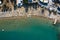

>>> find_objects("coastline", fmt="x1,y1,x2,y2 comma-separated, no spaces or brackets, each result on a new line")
0,7,60,23
0,15,53,21
0,15,54,31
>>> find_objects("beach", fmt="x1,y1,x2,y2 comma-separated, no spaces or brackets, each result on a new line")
0,7,60,24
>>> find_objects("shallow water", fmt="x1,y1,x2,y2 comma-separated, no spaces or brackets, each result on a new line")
0,17,59,40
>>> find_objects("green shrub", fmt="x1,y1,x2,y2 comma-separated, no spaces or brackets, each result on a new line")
23,0,28,3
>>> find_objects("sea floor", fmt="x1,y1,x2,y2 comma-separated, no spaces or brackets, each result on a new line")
0,16,59,40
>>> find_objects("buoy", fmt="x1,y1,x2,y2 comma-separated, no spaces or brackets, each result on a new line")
2,29,4,32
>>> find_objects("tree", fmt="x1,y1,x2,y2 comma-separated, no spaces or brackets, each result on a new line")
23,0,28,4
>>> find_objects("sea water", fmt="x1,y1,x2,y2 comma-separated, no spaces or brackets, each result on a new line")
0,17,59,40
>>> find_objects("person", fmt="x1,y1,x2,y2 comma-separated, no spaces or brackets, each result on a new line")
48,9,52,16
41,7,44,14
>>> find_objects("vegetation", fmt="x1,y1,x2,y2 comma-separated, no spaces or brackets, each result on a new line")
23,0,28,4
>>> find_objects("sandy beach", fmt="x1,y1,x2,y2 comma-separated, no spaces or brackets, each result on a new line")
0,7,60,24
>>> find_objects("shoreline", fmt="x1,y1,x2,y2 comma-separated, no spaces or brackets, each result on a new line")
0,13,55,21
0,7,60,24
0,15,54,22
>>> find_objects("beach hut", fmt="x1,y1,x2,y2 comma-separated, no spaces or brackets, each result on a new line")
16,0,23,8
38,0,49,8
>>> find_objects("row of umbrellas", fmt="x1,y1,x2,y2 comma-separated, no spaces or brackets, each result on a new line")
0,0,60,14
38,0,60,14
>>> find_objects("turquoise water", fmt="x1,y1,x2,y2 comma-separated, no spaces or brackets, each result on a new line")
0,17,58,40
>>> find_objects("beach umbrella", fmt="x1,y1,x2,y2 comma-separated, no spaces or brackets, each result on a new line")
16,0,23,8
38,0,49,8
57,6,60,14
